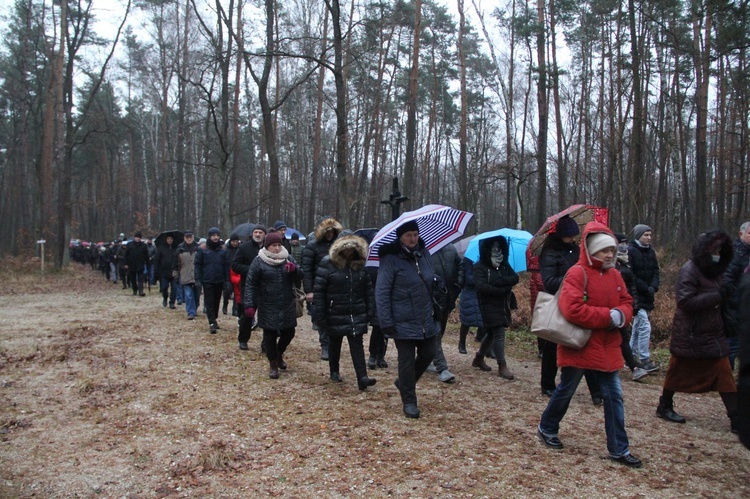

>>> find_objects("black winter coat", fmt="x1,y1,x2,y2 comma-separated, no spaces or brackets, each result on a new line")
721,239,750,337
313,235,374,336
375,238,441,340
474,236,519,328
539,235,578,294
194,240,230,284
431,244,465,313
670,230,733,359
154,244,177,276
243,250,303,331
125,241,150,272
302,217,343,293
628,241,660,311
736,271,750,449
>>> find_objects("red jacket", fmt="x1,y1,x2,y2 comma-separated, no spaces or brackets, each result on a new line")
557,222,633,372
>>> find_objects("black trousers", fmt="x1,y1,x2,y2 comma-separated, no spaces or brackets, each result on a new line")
238,304,253,343
202,282,223,325
328,334,367,380
262,328,295,361
368,325,387,358
394,337,437,405
129,270,144,294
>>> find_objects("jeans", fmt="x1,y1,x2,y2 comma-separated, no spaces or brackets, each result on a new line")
328,334,367,380
539,367,631,458
432,304,454,372
183,284,198,318
540,340,601,399
160,276,176,305
109,262,118,283
629,309,652,362
175,281,184,304
394,337,437,405
477,325,506,364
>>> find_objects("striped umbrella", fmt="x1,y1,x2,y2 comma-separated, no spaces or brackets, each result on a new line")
366,204,474,267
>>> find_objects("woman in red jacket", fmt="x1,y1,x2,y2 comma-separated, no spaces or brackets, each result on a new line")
537,222,642,468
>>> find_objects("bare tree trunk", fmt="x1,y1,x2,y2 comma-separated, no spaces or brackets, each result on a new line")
404,0,422,199
457,0,468,210
535,0,548,228
308,8,328,229
692,0,711,229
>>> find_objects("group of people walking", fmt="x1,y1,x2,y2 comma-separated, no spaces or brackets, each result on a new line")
82,214,750,464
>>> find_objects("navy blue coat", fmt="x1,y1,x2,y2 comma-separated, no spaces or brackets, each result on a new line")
628,241,660,312
375,238,441,340
459,257,483,327
194,241,230,284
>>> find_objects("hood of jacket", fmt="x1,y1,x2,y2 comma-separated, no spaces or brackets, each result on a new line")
478,236,509,266
329,235,368,270
692,229,733,279
314,217,343,242
578,221,616,268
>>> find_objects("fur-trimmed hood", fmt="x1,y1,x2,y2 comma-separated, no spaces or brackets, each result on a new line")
691,229,733,279
329,235,368,270
314,217,344,242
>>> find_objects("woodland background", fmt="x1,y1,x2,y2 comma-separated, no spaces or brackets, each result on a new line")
1,0,749,267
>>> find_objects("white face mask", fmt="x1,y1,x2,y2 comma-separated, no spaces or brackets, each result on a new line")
711,254,721,263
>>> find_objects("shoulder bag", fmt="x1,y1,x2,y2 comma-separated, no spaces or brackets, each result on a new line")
530,266,591,350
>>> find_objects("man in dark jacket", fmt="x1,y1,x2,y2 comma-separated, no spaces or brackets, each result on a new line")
195,227,230,334
428,243,464,383
125,231,150,297
737,270,750,450
302,216,343,360
154,235,178,308
722,221,750,368
231,224,266,349
628,224,660,372
223,233,242,316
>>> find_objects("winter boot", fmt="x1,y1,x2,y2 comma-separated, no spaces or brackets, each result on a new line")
269,360,280,379
656,396,686,423
277,353,287,370
498,362,515,380
472,353,492,372
458,326,468,354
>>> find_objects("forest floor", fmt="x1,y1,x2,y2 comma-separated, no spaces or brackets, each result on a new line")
1,260,748,498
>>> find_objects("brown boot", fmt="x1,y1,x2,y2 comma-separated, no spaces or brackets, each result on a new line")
269,360,280,379
498,362,515,380
472,353,492,372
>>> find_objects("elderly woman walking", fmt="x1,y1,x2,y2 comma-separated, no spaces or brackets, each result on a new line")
376,220,442,419
537,222,641,468
243,232,303,379
655,230,738,433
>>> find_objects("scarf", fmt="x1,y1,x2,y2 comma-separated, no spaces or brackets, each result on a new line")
258,246,289,266
491,242,504,268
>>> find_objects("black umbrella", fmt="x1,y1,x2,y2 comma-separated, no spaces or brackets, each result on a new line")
353,227,379,244
231,222,259,240
155,230,183,248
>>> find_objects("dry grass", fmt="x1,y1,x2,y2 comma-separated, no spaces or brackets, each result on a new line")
0,261,748,497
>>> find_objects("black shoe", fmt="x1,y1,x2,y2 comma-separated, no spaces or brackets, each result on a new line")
393,378,401,392
368,356,377,369
358,377,377,390
403,403,420,419
592,397,604,407
277,355,287,370
537,429,563,450
162,299,168,307
656,406,686,423
321,349,329,361
209,323,217,334
377,357,388,368
610,454,642,468
222,306,228,315
458,343,467,354
169,303,176,309
238,342,248,351
139,292,146,297
330,372,343,383
542,389,555,397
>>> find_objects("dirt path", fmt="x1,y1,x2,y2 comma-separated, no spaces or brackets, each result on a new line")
1,265,748,497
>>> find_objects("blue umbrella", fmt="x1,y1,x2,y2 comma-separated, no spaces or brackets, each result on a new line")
284,228,307,241
464,228,533,271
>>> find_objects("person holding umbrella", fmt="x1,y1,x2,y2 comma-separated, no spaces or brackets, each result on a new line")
376,220,442,419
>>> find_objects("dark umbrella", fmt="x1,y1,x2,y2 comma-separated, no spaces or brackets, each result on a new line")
231,222,259,240
526,205,610,257
155,230,184,249
353,227,379,245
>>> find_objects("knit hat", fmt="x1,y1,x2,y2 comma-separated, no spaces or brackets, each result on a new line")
134,231,143,238
253,223,267,234
291,233,299,241
396,220,419,238
632,224,652,241
184,230,194,237
273,220,287,230
614,232,628,244
264,232,284,247
229,232,241,242
208,227,220,236
587,233,617,256
554,215,580,237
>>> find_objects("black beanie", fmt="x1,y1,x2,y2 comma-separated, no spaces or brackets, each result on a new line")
134,231,143,238
554,216,579,237
396,220,419,238
208,227,220,236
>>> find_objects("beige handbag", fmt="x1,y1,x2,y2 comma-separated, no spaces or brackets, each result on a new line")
530,268,591,350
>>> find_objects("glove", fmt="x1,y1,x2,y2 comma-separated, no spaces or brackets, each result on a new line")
609,309,624,329
285,261,297,273
381,326,396,338
244,307,256,318
646,287,655,299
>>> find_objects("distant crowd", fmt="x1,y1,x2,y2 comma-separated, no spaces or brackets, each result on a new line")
70,216,750,465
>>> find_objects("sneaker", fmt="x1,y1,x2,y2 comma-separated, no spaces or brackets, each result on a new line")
610,454,642,468
641,360,659,373
238,342,248,350
537,428,563,450
438,370,456,383
426,362,438,373
632,367,648,381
